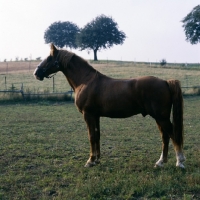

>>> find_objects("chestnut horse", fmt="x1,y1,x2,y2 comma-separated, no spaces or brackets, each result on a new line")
34,44,185,168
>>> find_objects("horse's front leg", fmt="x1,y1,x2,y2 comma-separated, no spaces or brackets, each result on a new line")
83,112,100,167
94,116,100,164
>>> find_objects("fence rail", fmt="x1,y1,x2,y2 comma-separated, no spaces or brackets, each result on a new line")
0,89,74,101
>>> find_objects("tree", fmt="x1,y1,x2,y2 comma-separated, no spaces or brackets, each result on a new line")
160,59,167,66
44,21,80,49
36,57,41,61
76,15,126,61
182,5,200,44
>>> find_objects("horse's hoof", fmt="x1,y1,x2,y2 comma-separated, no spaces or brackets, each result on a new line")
176,162,185,169
154,164,164,168
84,161,96,168
154,161,164,168
176,154,186,168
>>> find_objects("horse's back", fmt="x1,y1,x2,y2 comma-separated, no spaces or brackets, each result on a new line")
135,76,169,96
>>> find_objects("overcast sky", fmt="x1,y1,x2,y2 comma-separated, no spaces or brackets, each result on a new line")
0,0,200,63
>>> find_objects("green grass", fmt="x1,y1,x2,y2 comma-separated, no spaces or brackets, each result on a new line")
0,96,200,199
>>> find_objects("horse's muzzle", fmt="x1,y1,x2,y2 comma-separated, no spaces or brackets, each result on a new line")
33,67,44,81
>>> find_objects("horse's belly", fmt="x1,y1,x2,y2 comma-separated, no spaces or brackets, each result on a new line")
100,107,141,118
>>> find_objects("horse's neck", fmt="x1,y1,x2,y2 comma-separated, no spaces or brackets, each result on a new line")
62,56,96,91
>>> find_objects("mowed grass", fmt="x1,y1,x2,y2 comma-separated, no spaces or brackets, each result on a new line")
0,96,200,199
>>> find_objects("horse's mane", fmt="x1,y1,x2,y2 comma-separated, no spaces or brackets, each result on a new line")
58,50,74,68
59,49,96,73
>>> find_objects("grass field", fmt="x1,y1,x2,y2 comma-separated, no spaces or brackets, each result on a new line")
0,96,200,199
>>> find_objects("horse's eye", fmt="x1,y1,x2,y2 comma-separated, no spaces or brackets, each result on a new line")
47,56,52,62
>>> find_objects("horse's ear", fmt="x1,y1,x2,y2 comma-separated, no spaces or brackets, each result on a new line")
50,43,58,56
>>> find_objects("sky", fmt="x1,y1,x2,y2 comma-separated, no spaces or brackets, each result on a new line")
0,0,200,63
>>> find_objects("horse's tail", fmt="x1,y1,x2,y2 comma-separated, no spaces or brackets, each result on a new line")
167,80,184,148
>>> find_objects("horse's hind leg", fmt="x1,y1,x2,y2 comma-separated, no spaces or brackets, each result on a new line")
155,119,185,168
171,137,186,168
155,120,171,167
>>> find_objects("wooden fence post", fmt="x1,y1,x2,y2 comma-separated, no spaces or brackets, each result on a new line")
6,62,8,74
53,76,55,92
29,61,31,72
5,76,7,90
20,83,25,100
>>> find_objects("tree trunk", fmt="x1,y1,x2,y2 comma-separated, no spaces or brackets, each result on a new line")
93,49,98,61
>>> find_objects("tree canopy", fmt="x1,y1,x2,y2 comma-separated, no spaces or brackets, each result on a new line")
44,21,80,49
76,15,126,60
182,5,200,44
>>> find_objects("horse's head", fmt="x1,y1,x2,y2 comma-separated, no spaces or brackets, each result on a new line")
34,44,60,81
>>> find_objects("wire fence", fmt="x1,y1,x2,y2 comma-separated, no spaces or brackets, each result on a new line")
1,60,200,100
0,86,74,101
